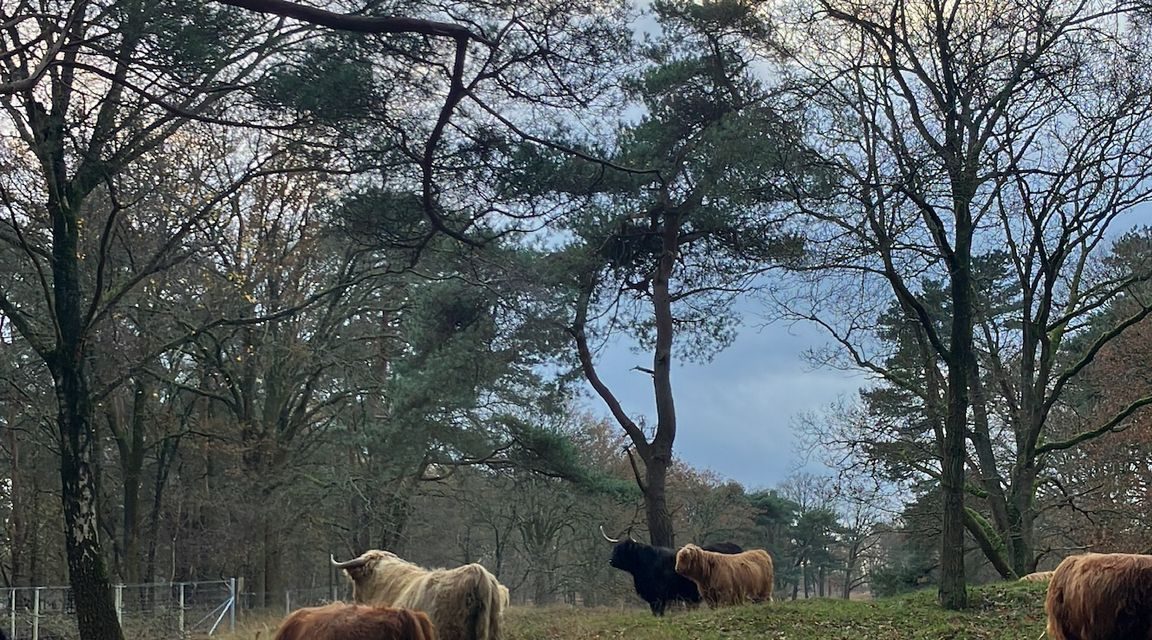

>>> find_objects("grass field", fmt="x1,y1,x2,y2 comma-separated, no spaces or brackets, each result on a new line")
506,582,1050,640
216,581,1050,640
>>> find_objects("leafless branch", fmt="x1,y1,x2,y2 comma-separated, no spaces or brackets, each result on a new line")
215,0,488,43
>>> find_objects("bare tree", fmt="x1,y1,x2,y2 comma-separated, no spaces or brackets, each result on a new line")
781,0,1152,608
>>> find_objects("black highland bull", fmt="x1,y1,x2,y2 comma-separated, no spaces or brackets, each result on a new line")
600,526,743,616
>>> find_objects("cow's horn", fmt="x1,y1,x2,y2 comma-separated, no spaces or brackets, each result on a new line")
599,525,620,544
330,554,369,569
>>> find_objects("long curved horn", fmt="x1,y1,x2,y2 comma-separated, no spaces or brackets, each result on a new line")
330,554,370,570
599,525,620,544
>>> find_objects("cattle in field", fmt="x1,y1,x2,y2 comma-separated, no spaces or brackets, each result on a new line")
1019,570,1054,582
332,550,505,640
1044,552,1152,640
272,602,436,640
674,543,774,607
599,525,743,616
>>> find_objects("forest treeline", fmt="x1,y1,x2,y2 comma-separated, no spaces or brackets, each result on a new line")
1,0,1152,637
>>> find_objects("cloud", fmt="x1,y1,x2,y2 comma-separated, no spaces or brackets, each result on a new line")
577,319,868,489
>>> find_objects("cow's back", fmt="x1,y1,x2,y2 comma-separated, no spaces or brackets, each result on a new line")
406,563,500,640
272,611,305,640
1046,553,1152,640
273,602,438,640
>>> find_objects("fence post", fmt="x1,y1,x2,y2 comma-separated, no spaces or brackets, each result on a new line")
229,577,237,632
115,584,123,624
9,588,15,640
178,583,185,637
31,588,39,640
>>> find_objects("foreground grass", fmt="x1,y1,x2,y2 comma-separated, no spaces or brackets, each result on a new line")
210,582,1048,640
206,613,283,640
505,582,1049,640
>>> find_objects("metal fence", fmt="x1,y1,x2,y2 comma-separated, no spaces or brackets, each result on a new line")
232,585,343,617
0,579,237,640
279,586,341,616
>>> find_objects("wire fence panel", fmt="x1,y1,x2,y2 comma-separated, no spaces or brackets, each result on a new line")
3,587,77,640
282,586,342,614
0,580,236,640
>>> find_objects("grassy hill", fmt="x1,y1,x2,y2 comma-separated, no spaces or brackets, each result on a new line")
213,581,1049,640
504,582,1050,640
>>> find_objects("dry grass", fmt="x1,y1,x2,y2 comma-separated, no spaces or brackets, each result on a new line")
199,582,1050,640
201,611,286,640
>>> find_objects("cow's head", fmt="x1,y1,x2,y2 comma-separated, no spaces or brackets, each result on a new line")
675,544,709,578
331,550,406,603
331,550,393,577
601,525,649,571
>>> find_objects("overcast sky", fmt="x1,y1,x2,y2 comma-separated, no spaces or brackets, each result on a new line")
575,305,867,491
573,215,1149,491
572,2,1152,495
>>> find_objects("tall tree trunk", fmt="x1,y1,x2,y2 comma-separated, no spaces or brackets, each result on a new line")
966,366,1016,577
1008,467,1038,574
645,209,680,549
108,380,148,584
30,471,43,586
382,465,425,549
54,363,126,640
262,518,282,608
939,201,974,611
145,436,179,585
531,555,552,605
46,151,126,637
642,452,674,547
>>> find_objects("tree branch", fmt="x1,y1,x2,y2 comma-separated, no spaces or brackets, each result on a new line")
0,290,49,358
0,2,85,96
1044,299,1152,417
625,445,647,494
418,35,485,247
1037,393,1152,455
568,273,650,451
214,0,489,43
